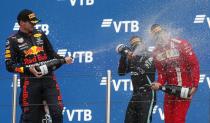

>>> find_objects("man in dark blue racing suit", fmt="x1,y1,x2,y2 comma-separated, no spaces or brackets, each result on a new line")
5,9,72,123
118,36,156,123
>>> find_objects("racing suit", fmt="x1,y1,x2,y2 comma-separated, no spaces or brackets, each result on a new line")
152,38,200,123
5,29,64,123
118,50,156,123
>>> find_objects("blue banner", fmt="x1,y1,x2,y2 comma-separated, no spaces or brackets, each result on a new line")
0,0,209,122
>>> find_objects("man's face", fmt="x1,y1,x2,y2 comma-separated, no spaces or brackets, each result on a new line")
130,37,147,55
20,20,35,33
151,29,170,46
130,37,146,56
130,37,141,48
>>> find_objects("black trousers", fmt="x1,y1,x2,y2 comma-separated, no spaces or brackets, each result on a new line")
124,88,156,123
19,75,63,123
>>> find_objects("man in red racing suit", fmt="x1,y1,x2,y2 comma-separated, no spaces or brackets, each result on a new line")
150,24,200,123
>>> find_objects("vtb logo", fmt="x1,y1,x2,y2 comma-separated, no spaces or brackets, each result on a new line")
57,49,93,63
69,0,94,6
199,74,210,89
101,19,140,33
152,105,165,120
13,22,50,35
24,46,44,57
63,107,92,122
193,15,210,28
100,74,208,91
100,77,133,91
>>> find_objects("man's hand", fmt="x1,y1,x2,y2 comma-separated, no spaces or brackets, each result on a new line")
189,87,197,99
65,57,73,64
29,66,43,78
127,52,133,60
151,82,162,90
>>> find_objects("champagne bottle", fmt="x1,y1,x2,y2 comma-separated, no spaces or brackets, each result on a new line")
35,58,66,75
116,44,131,56
159,85,192,99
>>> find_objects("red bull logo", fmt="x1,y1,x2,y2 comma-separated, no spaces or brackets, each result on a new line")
24,46,44,57
24,57,37,65
23,79,29,107
24,54,48,65
15,67,24,73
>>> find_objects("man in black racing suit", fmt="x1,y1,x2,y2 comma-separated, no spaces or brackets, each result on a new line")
5,9,72,123
118,36,156,123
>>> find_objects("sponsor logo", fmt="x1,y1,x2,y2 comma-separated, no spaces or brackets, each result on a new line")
156,49,180,61
23,46,47,64
69,0,94,6
11,74,209,88
199,74,206,83
15,67,24,73
194,15,206,23
63,107,92,122
18,43,28,49
13,22,50,35
17,38,24,43
24,46,44,57
101,19,113,27
5,47,11,58
57,49,93,63
57,0,94,6
100,77,133,91
100,74,210,92
22,79,29,106
23,54,48,65
199,74,210,89
194,14,210,28
34,33,42,38
153,105,164,120
28,13,36,19
148,46,155,52
101,19,140,33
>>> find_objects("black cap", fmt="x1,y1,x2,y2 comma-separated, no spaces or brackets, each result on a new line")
17,9,40,24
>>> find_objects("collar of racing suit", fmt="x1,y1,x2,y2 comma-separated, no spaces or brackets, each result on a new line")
18,30,34,37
